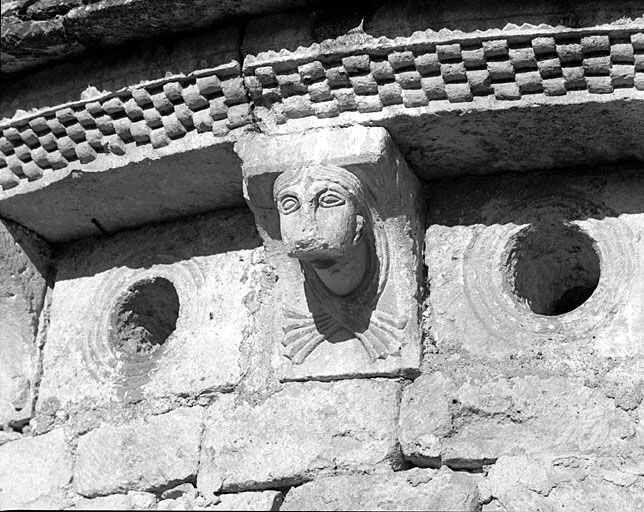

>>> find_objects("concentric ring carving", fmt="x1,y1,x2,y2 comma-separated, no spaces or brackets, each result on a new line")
462,193,636,342
83,253,206,384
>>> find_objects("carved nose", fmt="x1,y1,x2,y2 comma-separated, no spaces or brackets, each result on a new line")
294,207,317,239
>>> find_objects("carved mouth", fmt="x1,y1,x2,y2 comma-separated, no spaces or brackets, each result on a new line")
288,246,343,262
286,239,345,261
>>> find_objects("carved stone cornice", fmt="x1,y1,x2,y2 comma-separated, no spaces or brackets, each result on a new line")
3,24,643,194
1,16,643,243
244,26,644,125
0,62,250,191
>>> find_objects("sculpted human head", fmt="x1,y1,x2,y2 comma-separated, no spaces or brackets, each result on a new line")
273,165,366,266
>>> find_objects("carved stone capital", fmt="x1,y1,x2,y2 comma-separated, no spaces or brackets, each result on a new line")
240,126,424,381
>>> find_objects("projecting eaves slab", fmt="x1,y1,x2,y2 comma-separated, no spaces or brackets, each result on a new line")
0,134,245,243
0,42,250,244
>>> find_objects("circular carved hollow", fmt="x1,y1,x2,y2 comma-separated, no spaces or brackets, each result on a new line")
109,277,180,360
506,222,600,316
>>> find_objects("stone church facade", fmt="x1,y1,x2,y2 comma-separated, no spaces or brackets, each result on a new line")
1,0,643,509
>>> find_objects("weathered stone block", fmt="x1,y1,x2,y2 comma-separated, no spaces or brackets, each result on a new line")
74,406,203,497
0,219,52,427
0,428,72,509
281,467,481,511
478,455,554,509
240,127,424,381
0,431,21,446
398,372,456,467
215,491,283,511
155,490,282,511
479,455,644,512
198,379,402,492
400,374,637,469
70,491,157,510
425,169,644,362
37,212,261,417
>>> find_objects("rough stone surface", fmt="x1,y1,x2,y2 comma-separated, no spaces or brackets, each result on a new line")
37,211,262,425
157,491,283,511
0,218,52,427
198,379,402,492
400,373,638,469
479,455,644,511
242,1,643,56
215,491,283,511
0,429,22,446
69,491,157,510
74,406,203,497
0,428,72,509
398,372,455,467
281,467,481,511
1,1,643,509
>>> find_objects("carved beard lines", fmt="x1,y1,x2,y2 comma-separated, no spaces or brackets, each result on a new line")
282,309,341,364
281,305,407,364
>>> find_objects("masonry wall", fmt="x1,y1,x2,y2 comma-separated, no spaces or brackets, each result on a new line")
1,164,643,510
1,1,644,510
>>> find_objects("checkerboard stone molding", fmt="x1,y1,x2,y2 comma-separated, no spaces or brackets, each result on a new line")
243,29,644,122
1,26,643,193
0,63,250,192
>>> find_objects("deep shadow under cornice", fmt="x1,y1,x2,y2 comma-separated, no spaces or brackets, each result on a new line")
425,162,644,228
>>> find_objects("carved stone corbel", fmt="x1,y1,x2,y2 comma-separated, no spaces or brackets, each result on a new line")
239,126,424,381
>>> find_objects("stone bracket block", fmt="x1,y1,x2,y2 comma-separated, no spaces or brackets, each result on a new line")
239,126,424,381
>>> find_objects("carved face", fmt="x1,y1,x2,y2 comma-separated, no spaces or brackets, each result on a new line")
274,167,365,264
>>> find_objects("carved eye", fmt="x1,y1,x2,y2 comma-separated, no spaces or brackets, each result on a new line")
279,195,300,214
319,191,346,208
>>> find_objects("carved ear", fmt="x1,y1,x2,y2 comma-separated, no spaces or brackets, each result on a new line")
353,214,365,244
